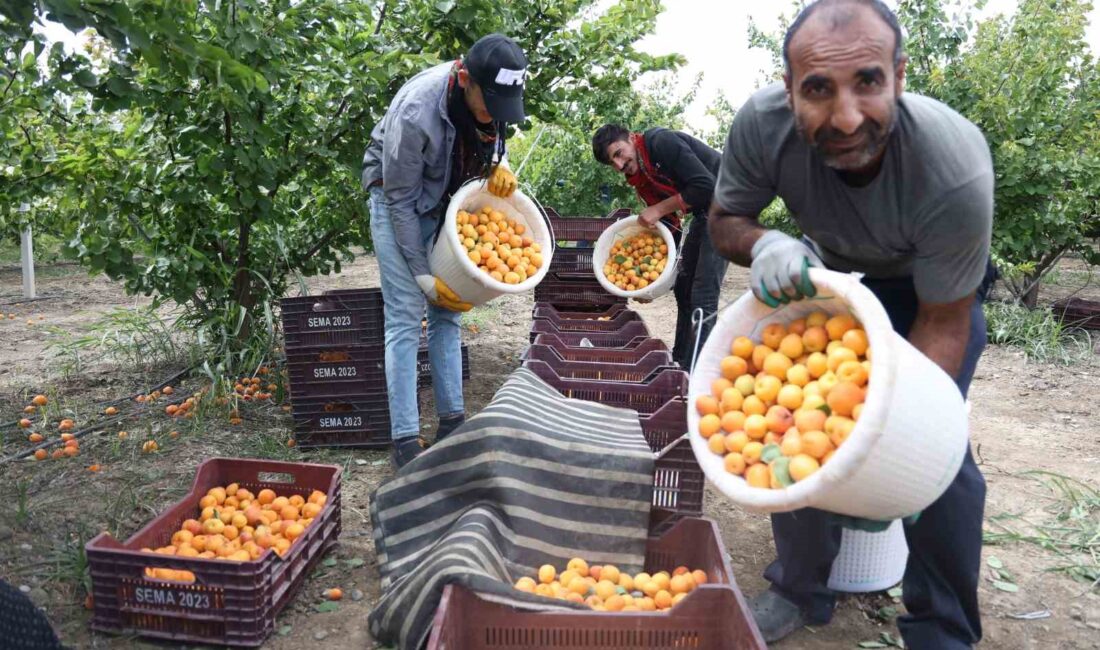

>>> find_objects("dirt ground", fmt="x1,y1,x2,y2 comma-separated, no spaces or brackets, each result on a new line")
0,251,1097,650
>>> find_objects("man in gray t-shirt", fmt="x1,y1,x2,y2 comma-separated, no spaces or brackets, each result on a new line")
709,1,993,648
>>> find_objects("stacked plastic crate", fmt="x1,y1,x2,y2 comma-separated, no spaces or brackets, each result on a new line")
533,207,629,309
425,211,764,650
280,288,469,448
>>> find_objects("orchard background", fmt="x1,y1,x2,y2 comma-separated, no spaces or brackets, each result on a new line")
1,1,1097,648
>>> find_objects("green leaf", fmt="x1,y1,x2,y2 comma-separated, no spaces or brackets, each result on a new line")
886,586,903,598
760,443,782,464
277,625,292,636
614,255,627,265
986,556,1004,569
322,557,338,568
816,403,832,415
315,601,340,613
344,558,365,568
992,580,1019,593
771,457,793,487
858,642,888,649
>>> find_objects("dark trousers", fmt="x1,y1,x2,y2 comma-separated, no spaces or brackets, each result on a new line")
671,215,728,371
765,274,990,649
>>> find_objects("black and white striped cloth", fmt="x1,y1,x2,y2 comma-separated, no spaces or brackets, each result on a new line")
368,367,656,649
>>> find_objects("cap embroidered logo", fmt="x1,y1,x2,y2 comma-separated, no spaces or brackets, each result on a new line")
494,68,526,86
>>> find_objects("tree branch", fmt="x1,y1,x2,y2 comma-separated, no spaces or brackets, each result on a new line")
374,1,389,35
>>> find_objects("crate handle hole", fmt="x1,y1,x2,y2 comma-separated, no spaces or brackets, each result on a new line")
258,471,295,484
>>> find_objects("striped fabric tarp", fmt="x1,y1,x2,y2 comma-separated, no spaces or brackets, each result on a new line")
368,367,656,649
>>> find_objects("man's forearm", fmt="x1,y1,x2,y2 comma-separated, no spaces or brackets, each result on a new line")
908,297,973,380
707,207,768,266
652,194,685,217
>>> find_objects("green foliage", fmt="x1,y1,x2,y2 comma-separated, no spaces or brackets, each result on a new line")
898,0,1100,305
508,74,694,216
1,0,677,368
983,300,1093,364
0,14,82,243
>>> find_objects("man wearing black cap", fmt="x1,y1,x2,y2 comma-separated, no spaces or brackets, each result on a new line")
362,34,528,468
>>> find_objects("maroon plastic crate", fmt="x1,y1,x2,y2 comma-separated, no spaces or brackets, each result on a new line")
532,306,642,332
522,352,675,384
644,400,703,535
289,394,392,448
417,344,472,390
529,318,649,344
533,278,625,308
320,288,383,302
530,330,652,350
547,216,616,243
547,247,596,280
530,337,670,363
86,458,342,648
532,303,628,320
280,293,384,349
538,369,688,416
286,346,387,397
285,344,469,398
427,517,765,650
1052,297,1100,330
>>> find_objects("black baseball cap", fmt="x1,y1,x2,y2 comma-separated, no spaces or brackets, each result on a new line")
465,34,528,124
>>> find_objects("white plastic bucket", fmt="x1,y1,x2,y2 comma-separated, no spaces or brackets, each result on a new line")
687,268,969,519
828,520,909,593
429,180,554,307
593,216,677,301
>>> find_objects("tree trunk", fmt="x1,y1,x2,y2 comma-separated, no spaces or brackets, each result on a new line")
233,219,255,341
1022,273,1040,309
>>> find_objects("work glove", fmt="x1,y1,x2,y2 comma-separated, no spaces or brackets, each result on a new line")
415,275,473,312
750,230,824,307
487,164,517,197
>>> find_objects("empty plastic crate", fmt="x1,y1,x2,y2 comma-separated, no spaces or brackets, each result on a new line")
529,319,650,344
86,458,342,647
532,306,641,332
533,278,625,309
537,369,688,416
529,337,671,363
531,330,652,350
522,353,675,385
426,517,765,650
531,303,628,320
546,216,616,243
643,400,704,535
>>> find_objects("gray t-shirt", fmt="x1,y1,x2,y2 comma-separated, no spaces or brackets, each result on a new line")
714,83,993,304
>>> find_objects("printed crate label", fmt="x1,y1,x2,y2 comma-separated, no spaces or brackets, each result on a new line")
298,311,360,331
120,580,224,612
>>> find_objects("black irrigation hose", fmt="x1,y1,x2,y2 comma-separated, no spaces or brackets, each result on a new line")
0,366,197,465
0,366,194,431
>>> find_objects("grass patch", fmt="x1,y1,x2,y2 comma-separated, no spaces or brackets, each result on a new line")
984,471,1099,591
463,301,502,332
0,232,68,266
984,300,1094,364
46,306,195,376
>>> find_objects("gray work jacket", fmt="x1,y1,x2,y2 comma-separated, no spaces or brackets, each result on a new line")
362,62,457,277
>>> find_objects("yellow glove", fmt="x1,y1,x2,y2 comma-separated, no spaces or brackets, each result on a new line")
488,164,517,197
416,275,473,312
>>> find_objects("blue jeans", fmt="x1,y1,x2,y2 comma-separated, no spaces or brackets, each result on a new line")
369,187,465,440
766,271,992,649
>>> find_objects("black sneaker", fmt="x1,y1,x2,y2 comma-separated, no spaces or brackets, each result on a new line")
391,436,428,470
748,589,810,643
434,414,466,445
